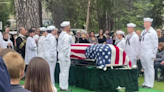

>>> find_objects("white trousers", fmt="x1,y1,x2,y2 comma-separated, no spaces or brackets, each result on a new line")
47,59,57,85
140,53,154,87
128,56,137,66
59,53,71,89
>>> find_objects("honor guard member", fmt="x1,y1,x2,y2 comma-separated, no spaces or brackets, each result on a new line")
16,27,27,58
58,21,72,91
38,27,47,58
0,31,5,48
44,25,57,86
140,17,158,88
115,30,126,50
124,23,140,66
25,28,37,67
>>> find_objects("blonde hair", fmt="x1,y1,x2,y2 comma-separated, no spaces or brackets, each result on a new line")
159,42,164,50
3,52,25,79
157,29,162,38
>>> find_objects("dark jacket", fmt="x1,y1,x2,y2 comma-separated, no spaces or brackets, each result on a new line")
16,36,26,58
0,57,11,92
155,49,164,62
79,38,89,43
97,36,106,43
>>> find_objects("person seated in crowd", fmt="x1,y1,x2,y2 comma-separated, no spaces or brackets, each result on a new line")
88,31,98,44
115,30,125,50
75,30,81,43
85,33,89,40
24,57,57,92
157,29,164,42
154,42,164,80
104,29,109,38
0,48,15,58
3,52,31,92
136,30,141,37
79,32,89,43
2,32,14,49
25,29,37,75
97,29,106,44
106,33,113,44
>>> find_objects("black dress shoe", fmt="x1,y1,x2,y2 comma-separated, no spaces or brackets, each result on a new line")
60,88,72,91
139,85,146,88
144,86,151,89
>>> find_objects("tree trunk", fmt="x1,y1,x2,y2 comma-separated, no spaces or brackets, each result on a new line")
38,1,42,27
14,0,40,30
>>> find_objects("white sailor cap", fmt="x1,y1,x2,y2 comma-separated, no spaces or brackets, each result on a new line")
60,21,70,27
47,25,56,30
127,23,136,27
143,17,153,22
39,27,47,31
116,30,124,35
76,30,80,33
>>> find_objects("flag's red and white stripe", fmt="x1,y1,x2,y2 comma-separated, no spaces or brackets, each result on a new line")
70,43,132,67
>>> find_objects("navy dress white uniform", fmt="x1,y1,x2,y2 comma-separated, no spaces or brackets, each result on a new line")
140,18,158,88
0,32,5,48
44,26,57,85
124,23,140,66
115,31,126,50
25,36,37,65
38,27,47,59
58,21,71,90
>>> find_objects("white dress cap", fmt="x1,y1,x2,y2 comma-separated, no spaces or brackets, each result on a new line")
47,25,56,30
127,23,136,27
60,21,70,27
143,17,153,22
116,30,124,35
39,27,47,31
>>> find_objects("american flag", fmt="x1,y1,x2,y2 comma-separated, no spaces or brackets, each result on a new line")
71,43,132,69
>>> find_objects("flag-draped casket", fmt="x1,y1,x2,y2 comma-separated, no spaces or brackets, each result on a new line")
70,44,132,69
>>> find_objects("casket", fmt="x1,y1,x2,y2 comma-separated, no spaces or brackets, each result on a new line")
71,43,132,70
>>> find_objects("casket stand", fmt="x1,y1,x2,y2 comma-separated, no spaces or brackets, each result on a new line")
55,62,139,92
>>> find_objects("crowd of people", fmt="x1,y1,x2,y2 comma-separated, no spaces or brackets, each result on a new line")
0,17,164,92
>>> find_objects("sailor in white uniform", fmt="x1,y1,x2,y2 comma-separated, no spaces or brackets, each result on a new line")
58,21,72,91
140,17,158,88
37,27,47,59
44,26,57,86
0,31,4,48
124,23,140,66
115,30,126,50
25,29,37,65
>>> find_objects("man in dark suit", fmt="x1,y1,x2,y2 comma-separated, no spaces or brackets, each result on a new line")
16,27,27,58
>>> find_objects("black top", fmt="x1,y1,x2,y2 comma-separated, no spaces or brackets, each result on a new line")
159,36,164,42
16,37,26,58
11,84,31,92
97,36,106,43
75,37,81,43
79,38,89,43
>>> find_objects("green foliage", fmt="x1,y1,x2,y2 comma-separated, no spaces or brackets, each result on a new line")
44,0,164,33
0,0,11,31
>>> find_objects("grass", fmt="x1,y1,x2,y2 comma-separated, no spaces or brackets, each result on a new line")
20,76,164,92
138,76,164,91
